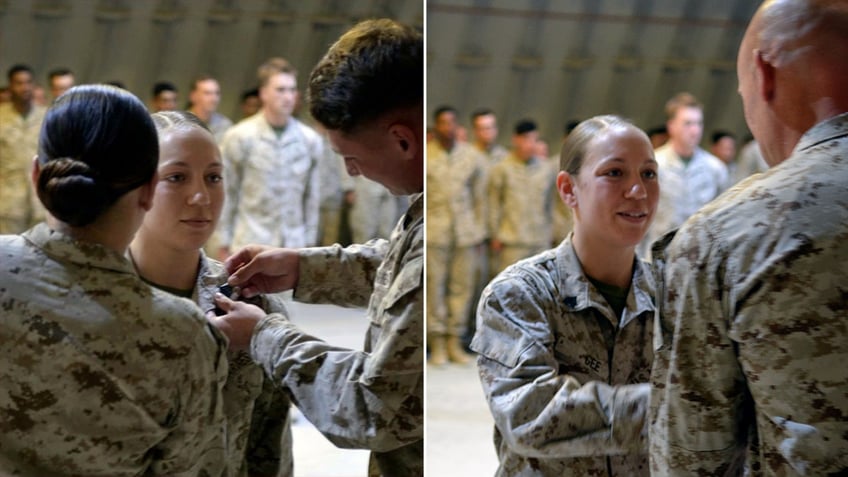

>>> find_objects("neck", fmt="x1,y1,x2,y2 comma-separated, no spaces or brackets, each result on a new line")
672,142,695,158
45,192,143,254
47,217,133,255
474,140,490,153
189,106,212,123
13,99,31,116
264,109,290,128
571,229,635,289
437,136,454,151
129,233,200,291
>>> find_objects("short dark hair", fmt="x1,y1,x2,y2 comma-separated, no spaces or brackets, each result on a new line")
433,105,456,121
565,119,581,135
48,67,73,82
36,85,159,226
514,119,538,135
152,81,177,98
241,88,259,102
308,18,422,133
711,130,736,144
647,125,667,137
7,64,34,82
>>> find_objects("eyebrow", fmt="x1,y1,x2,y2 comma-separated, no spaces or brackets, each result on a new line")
160,160,223,168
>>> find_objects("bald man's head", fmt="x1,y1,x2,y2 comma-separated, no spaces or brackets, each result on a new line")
737,0,848,166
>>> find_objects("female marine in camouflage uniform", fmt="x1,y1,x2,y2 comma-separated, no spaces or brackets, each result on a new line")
0,85,229,475
129,110,293,477
472,115,659,476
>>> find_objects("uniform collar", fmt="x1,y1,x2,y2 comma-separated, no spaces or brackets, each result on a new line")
794,112,848,154
403,193,424,229
554,234,655,327
23,223,135,275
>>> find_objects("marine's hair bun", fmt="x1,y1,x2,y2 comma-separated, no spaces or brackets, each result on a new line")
37,157,112,227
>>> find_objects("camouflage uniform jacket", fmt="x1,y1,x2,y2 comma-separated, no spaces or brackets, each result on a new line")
207,111,234,144
218,113,323,249
426,140,488,247
0,223,229,476
650,112,848,476
487,154,556,248
193,253,294,477
471,236,655,476
639,144,727,258
250,193,424,477
0,103,46,233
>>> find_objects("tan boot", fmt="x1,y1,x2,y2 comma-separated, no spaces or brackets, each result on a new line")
446,335,471,364
429,335,447,366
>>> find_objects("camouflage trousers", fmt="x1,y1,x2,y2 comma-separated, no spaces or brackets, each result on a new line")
426,241,476,337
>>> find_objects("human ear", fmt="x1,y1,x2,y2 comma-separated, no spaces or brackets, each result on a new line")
389,124,417,161
139,173,157,211
754,49,776,102
557,171,578,208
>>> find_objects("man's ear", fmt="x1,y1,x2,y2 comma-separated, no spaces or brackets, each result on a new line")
557,170,578,208
139,172,157,211
754,49,776,103
389,124,417,160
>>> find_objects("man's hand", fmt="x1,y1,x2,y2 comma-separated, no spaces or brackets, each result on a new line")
206,293,267,351
224,245,300,298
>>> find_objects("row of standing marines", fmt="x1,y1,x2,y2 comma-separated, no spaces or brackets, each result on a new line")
1,0,847,475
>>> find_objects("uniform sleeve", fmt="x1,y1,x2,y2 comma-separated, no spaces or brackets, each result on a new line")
474,278,649,459
293,240,388,308
249,255,423,452
217,129,245,248
487,164,504,241
243,293,294,476
304,132,323,247
150,319,229,476
649,226,748,475
472,154,489,241
651,225,848,475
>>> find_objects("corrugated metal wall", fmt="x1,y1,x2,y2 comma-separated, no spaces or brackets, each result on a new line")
0,0,423,119
427,0,760,148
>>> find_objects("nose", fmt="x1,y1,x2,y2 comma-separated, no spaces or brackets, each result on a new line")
188,181,211,206
625,179,647,200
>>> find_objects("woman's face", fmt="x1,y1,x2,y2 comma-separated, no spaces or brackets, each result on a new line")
561,126,659,249
140,127,224,251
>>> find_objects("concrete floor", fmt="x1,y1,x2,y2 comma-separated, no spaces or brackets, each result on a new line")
425,360,499,476
286,301,370,477
282,303,501,476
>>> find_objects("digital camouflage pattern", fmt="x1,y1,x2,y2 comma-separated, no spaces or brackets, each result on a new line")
650,113,848,476
426,140,488,248
487,154,557,275
0,103,46,234
218,114,323,250
195,253,293,477
426,139,488,337
487,154,557,250
472,236,655,476
250,193,424,477
0,223,229,476
638,144,727,259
